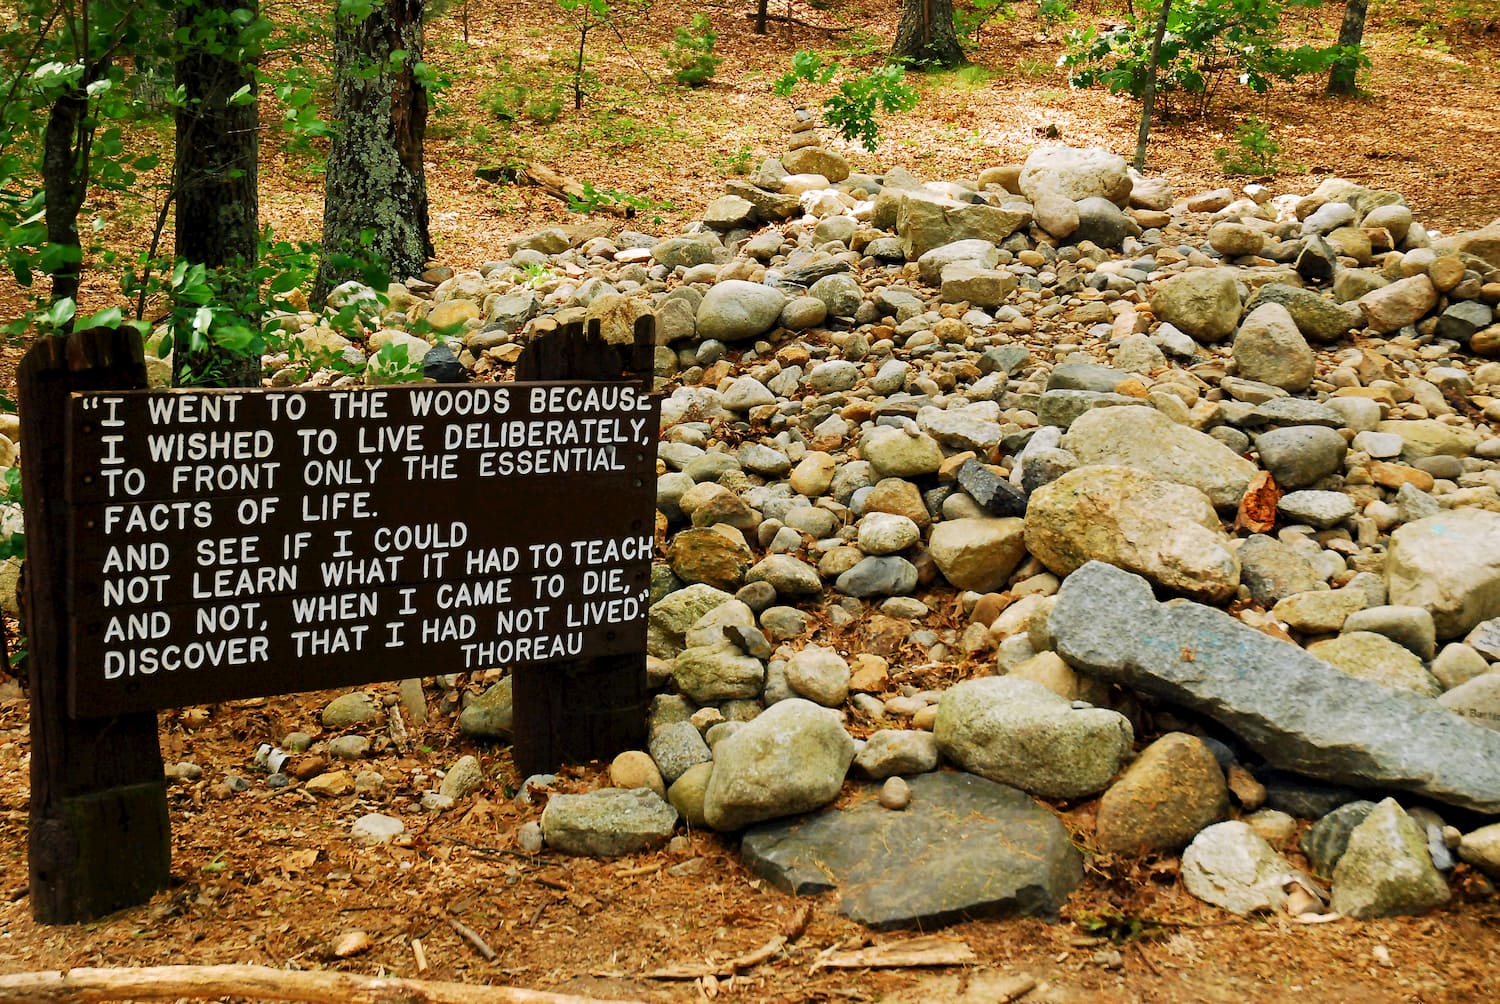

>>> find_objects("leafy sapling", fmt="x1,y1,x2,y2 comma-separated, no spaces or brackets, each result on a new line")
773,51,918,150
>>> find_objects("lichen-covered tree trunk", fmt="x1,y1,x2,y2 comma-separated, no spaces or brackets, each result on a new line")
174,0,261,387
891,0,965,70
1327,0,1368,96
318,0,432,298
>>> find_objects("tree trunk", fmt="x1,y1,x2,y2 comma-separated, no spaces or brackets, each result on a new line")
1133,0,1172,171
318,0,432,298
174,0,261,387
40,70,99,310
891,0,965,69
1327,0,1368,96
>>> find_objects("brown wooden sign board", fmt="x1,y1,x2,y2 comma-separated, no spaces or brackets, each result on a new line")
63,381,659,717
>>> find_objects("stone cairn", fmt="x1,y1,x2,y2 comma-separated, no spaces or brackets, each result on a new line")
13,141,1500,929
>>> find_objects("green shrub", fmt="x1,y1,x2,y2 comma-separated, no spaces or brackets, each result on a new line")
482,59,567,124
1037,0,1076,32
1213,115,1300,176
663,14,722,87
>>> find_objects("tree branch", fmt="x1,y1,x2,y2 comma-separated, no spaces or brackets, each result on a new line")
0,965,645,1004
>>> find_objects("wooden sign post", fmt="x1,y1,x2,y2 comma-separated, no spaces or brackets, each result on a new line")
511,316,657,777
20,318,658,923
19,329,171,924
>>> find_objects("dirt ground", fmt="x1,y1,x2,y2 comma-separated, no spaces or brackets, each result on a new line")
4,2,1500,1001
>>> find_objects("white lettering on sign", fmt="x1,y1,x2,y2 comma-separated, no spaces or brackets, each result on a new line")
66,383,658,714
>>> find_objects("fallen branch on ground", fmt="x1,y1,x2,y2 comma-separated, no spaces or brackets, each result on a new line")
809,936,977,971
742,13,850,32
0,965,645,1004
644,903,812,979
519,162,631,217
447,915,499,962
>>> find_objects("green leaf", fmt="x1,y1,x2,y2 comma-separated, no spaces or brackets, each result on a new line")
269,271,300,293
43,298,76,328
80,306,123,329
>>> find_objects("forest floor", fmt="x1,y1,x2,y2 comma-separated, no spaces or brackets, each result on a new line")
4,1,1500,1001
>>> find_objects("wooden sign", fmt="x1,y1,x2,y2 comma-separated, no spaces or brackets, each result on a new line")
64,382,659,716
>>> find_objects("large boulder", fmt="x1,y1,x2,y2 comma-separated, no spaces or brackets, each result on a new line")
1095,733,1231,855
939,263,1018,308
896,191,1032,259
916,238,1001,283
1018,146,1131,206
859,426,944,478
780,146,850,183
934,677,1133,800
1024,465,1241,604
1061,406,1259,510
1375,419,1481,462
703,699,855,830
695,280,788,342
1071,196,1140,247
540,788,679,857
1050,561,1500,814
1181,821,1308,915
741,772,1083,929
1245,283,1362,343
1387,510,1500,639
1307,632,1441,697
928,517,1028,593
1330,799,1451,918
1357,275,1438,334
671,642,766,703
1149,269,1242,343
1232,303,1315,392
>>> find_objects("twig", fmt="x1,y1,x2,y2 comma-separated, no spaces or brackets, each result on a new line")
741,12,851,32
0,965,643,1003
644,904,814,980
412,938,429,973
1133,942,1163,977
448,837,559,867
447,916,499,963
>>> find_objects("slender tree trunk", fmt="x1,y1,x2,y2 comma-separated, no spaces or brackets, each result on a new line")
756,0,767,34
891,0,965,69
174,0,261,387
40,66,102,311
1327,0,1368,96
1133,0,1172,171
318,0,433,298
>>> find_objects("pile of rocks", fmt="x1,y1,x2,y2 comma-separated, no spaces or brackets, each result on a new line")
36,140,1500,929
342,142,1500,926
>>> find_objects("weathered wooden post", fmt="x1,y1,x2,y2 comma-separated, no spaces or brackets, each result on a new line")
510,315,655,777
18,328,171,923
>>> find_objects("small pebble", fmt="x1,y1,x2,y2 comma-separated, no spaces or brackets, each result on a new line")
879,776,912,810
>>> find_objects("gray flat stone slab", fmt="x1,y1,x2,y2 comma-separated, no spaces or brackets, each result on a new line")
1050,561,1500,814
740,771,1082,930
